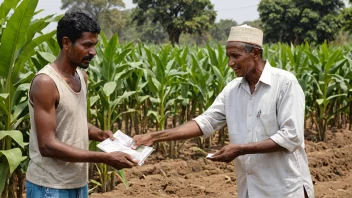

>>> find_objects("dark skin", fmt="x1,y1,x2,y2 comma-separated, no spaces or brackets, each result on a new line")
30,32,138,169
133,41,285,163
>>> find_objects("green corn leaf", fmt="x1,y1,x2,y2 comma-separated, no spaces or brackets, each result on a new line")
113,91,136,106
37,51,56,63
329,59,347,74
103,81,117,97
0,0,38,79
10,102,28,124
102,34,118,81
147,110,160,121
0,163,9,195
0,0,21,20
326,94,347,101
12,114,30,130
0,130,26,149
0,148,26,174
14,30,56,78
89,179,101,186
89,95,99,107
99,31,108,47
115,170,129,189
111,109,137,125
137,95,149,103
304,50,320,65
325,49,341,72
316,99,324,105
212,66,224,84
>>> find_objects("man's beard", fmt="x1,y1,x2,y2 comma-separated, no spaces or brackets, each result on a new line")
79,55,94,69
79,63,89,69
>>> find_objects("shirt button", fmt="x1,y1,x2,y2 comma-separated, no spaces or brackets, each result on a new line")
250,97,253,100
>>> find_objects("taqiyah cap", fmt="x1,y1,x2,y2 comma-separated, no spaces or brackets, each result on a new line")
227,24,263,47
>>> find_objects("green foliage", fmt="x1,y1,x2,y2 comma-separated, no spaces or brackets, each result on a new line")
242,19,262,29
265,42,351,141
0,0,58,197
118,10,168,44
88,34,137,193
61,0,126,37
209,19,237,42
258,0,345,45
341,6,352,34
132,0,217,45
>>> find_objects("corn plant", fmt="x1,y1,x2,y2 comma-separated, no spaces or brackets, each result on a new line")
304,42,348,141
88,34,137,192
0,0,57,197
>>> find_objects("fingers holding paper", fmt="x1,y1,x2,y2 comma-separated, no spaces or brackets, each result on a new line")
106,151,139,169
132,133,154,148
100,130,115,141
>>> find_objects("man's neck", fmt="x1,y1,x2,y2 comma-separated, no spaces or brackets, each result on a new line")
52,52,77,77
246,60,265,93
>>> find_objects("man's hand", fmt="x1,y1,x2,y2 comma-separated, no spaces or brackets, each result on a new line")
132,134,153,148
96,130,114,142
105,152,138,169
209,144,243,163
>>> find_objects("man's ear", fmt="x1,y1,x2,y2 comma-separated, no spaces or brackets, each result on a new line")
253,48,261,59
62,36,71,50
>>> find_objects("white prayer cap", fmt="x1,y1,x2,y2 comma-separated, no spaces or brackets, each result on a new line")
227,24,263,47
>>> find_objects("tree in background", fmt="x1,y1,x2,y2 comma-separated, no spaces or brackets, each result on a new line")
258,0,345,45
341,0,352,34
116,9,168,44
132,0,216,46
61,0,126,37
242,19,262,30
209,19,237,42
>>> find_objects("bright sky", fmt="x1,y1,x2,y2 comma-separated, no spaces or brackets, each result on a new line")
28,0,260,31
33,0,260,22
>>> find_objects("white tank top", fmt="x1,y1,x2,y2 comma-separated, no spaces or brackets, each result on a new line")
27,65,89,189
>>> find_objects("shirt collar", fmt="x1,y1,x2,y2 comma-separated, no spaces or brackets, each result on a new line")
239,60,272,87
258,61,272,86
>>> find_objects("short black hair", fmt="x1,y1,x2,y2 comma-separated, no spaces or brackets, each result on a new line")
56,11,101,49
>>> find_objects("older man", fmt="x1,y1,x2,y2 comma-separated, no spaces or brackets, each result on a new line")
133,25,314,198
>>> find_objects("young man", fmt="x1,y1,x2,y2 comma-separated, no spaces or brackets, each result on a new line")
26,11,137,198
133,25,314,198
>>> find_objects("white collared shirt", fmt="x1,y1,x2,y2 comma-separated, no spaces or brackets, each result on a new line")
194,61,314,198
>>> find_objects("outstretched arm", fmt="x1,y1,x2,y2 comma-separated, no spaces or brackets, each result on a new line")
133,121,203,147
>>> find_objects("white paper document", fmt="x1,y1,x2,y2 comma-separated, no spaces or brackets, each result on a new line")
206,153,215,159
97,130,154,166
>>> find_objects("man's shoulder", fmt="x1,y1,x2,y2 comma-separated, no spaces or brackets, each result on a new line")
270,66,298,83
31,65,57,95
225,77,243,89
36,64,52,74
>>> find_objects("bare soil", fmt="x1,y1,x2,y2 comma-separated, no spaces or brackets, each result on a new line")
90,129,352,198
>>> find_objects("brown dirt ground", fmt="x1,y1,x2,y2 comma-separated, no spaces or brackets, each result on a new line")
90,129,352,198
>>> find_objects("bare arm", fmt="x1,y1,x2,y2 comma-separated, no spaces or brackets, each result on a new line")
210,139,285,163
31,74,136,168
88,123,114,142
133,120,203,147
240,138,286,154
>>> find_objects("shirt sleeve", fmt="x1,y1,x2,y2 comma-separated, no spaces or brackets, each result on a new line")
193,87,227,138
270,77,305,153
